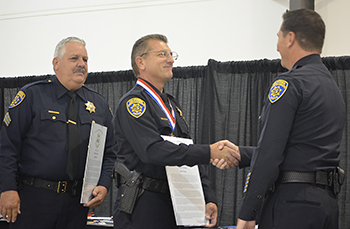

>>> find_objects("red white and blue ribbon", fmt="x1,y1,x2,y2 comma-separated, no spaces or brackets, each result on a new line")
136,78,176,132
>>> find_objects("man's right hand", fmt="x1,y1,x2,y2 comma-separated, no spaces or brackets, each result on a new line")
0,190,21,223
210,140,240,168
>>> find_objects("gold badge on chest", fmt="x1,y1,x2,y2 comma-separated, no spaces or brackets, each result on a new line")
85,101,96,113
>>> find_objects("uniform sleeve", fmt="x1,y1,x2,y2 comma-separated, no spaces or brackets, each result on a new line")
238,78,301,221
0,88,33,192
198,165,217,204
238,146,254,168
115,95,210,167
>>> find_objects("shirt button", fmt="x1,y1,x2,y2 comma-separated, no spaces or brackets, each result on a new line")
52,116,56,120
257,195,262,199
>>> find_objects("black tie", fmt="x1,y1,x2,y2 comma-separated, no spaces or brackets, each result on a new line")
160,93,177,135
160,93,172,113
66,91,79,180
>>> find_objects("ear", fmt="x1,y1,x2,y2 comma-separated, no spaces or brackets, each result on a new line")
135,56,145,71
52,57,59,72
286,31,296,48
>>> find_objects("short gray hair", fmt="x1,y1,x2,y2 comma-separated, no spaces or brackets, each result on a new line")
54,37,86,59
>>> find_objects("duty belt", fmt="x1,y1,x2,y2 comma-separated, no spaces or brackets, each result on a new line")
142,176,168,194
279,170,331,186
20,176,82,196
119,175,168,194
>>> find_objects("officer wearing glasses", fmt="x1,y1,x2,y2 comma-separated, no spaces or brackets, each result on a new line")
112,34,240,228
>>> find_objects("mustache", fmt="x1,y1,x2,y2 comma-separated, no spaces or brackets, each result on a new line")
73,68,86,74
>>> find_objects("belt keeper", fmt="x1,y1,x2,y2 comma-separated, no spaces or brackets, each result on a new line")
27,177,35,186
57,181,68,194
327,171,333,186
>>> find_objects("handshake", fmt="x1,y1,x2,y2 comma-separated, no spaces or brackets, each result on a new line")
210,140,240,169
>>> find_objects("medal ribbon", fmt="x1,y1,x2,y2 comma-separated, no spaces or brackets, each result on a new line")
136,78,176,132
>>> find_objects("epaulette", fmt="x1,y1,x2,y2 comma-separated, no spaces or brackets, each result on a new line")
115,85,140,109
9,78,53,109
82,84,108,102
82,84,98,94
21,78,53,90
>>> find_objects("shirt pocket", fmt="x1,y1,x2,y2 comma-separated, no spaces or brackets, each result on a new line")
154,116,173,135
40,110,67,141
79,114,104,144
176,117,190,136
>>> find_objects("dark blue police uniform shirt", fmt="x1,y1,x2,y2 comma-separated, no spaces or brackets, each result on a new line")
238,54,346,220
113,78,216,203
0,76,116,192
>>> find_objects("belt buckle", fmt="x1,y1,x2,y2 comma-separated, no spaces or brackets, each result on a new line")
57,181,68,194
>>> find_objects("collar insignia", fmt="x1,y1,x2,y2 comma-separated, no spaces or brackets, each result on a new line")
85,101,96,113
176,106,188,126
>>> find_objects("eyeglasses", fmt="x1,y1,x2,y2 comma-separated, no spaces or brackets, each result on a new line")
140,50,179,60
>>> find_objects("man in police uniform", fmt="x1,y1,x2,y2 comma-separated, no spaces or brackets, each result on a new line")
214,9,345,229
112,34,240,228
0,37,116,228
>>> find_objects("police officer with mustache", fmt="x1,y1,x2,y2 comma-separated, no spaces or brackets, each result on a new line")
0,37,116,229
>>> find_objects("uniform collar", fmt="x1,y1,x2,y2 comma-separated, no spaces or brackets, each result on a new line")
52,76,86,101
137,78,174,102
291,54,322,70
138,78,162,96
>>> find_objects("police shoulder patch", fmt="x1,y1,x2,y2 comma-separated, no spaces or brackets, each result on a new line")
268,79,289,103
126,97,146,118
9,91,26,108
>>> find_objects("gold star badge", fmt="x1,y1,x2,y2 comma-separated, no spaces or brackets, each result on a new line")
85,101,96,113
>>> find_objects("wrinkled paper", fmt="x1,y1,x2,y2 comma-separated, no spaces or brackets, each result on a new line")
162,135,208,226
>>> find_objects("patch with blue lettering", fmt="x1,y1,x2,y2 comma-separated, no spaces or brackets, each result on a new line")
126,98,146,118
268,79,288,103
9,91,26,108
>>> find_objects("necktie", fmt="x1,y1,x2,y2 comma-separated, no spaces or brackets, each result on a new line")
160,93,172,113
66,91,79,180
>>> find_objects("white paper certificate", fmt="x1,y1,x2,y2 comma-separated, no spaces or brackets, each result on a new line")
162,135,208,226
80,122,107,204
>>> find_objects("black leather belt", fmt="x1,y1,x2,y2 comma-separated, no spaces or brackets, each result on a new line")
21,176,82,196
142,176,168,194
279,170,331,186
119,175,168,194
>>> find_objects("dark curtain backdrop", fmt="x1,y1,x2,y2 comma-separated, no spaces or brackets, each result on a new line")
1,57,349,228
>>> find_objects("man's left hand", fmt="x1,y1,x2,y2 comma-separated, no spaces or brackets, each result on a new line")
236,218,256,229
84,186,108,209
205,202,218,227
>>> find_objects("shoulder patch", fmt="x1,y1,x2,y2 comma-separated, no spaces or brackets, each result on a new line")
268,79,288,103
126,98,146,118
9,91,26,108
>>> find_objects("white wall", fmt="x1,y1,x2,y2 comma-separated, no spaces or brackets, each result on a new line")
0,0,349,77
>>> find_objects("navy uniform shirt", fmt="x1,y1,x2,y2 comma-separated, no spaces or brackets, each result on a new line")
238,54,345,220
113,78,216,203
0,76,116,192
